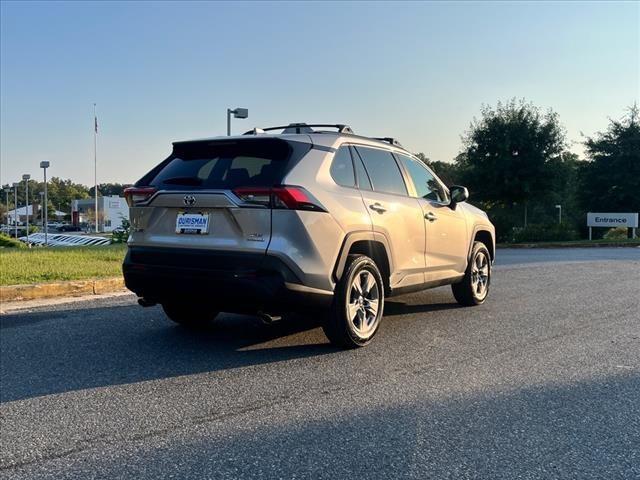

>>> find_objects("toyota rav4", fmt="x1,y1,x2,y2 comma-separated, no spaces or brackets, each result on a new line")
123,123,495,348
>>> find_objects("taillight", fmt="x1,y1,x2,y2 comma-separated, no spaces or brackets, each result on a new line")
232,186,326,212
124,186,157,207
272,186,325,211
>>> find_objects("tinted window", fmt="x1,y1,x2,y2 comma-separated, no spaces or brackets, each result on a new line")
355,147,407,195
330,147,355,187
352,146,372,190
398,154,448,202
141,138,307,189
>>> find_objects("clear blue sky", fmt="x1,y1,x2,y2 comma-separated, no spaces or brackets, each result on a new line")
1,1,638,186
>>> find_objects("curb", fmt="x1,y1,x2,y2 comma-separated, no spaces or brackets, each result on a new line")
497,242,640,249
0,277,127,303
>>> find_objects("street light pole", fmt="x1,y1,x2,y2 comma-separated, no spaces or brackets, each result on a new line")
22,174,31,244
13,182,19,238
93,103,99,233
39,192,44,227
40,161,50,245
226,107,249,136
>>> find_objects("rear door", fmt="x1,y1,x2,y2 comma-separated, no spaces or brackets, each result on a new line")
353,146,426,289
127,138,309,254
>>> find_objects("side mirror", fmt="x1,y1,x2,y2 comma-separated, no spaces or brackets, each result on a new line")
449,185,469,206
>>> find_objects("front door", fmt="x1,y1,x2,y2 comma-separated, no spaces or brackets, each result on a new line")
395,153,468,281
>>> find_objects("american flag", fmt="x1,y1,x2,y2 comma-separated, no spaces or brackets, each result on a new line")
94,115,98,133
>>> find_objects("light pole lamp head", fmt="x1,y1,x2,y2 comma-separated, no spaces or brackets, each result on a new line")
40,161,50,169
22,174,30,181
232,108,248,119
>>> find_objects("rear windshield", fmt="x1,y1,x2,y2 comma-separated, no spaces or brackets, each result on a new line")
139,138,309,189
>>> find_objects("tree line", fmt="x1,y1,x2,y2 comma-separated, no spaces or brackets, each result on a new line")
0,180,127,220
417,99,639,242
2,99,638,240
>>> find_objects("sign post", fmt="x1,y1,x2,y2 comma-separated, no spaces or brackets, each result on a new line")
587,212,639,240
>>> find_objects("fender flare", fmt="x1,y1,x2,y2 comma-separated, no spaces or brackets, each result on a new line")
467,225,495,263
332,230,394,283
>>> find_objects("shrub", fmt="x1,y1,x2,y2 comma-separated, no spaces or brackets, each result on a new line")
511,223,580,243
0,233,26,248
603,227,629,240
111,219,131,243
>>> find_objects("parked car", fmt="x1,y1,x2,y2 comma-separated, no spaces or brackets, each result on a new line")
57,224,82,232
123,123,495,348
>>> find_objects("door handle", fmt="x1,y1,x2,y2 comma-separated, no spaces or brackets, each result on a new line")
425,211,437,222
369,203,386,214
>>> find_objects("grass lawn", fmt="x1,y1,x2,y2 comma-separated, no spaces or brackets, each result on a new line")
0,244,127,286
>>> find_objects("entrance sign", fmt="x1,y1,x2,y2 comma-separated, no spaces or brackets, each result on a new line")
587,212,638,239
587,212,638,228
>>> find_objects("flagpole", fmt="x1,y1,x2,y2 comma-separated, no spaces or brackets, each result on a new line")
93,103,98,233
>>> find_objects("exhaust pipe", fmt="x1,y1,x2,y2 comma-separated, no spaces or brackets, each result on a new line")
258,312,282,325
138,298,157,308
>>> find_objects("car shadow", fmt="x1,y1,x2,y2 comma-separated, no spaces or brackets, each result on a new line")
0,303,338,402
1,289,463,403
384,300,462,316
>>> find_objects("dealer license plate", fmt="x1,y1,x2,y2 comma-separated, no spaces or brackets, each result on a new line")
176,213,210,234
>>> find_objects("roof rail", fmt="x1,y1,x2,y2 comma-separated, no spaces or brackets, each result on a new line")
372,137,404,148
243,123,354,135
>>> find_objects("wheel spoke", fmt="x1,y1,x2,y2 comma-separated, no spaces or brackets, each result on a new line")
363,272,376,294
365,299,379,317
357,308,367,330
348,301,360,322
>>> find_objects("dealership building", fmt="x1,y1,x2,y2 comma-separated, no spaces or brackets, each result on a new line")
72,196,129,232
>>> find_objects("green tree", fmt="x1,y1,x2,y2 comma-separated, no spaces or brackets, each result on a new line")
578,104,640,214
46,177,90,214
454,99,572,239
414,153,462,186
89,183,127,198
457,99,566,208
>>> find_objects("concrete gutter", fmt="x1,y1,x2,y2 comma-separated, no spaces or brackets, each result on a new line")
0,277,127,303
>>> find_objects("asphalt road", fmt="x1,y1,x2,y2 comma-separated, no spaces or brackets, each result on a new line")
1,248,639,479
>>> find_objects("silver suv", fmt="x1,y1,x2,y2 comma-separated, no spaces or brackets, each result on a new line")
123,123,495,348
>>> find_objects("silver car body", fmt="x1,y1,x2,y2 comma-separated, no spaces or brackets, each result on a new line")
124,126,495,310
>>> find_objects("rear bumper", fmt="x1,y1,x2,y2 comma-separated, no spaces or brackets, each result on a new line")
122,246,332,312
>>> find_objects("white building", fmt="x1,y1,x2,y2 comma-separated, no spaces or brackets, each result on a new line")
72,195,129,232
6,205,66,224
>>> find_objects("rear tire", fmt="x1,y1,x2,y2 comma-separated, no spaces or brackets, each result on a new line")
323,255,385,348
161,302,219,328
452,241,491,306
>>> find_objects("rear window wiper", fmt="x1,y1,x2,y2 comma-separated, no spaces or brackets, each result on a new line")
161,177,203,186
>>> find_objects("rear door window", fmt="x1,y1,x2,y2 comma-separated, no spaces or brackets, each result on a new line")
354,146,407,196
140,138,308,189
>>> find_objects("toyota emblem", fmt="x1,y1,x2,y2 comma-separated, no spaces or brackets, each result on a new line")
183,195,196,207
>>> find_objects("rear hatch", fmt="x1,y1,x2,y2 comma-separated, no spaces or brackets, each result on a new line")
126,137,312,254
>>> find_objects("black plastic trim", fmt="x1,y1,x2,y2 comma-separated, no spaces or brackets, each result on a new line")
122,246,331,312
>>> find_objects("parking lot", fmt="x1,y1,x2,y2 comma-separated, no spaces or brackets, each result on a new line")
1,248,639,479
